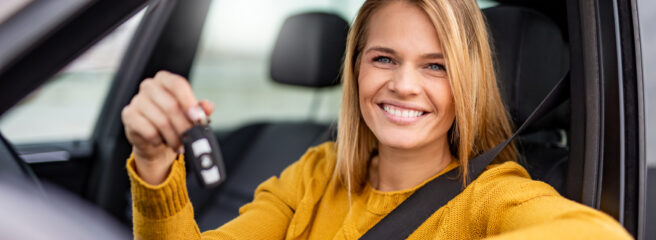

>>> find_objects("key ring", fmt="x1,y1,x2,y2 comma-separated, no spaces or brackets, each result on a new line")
192,105,209,126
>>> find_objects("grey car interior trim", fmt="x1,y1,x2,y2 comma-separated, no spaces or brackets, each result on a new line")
612,0,645,236
574,0,605,209
0,0,92,74
0,0,149,116
630,0,647,236
20,151,71,164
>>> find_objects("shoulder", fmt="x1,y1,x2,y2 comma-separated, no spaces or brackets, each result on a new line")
478,161,533,183
454,161,561,226
461,162,632,239
272,141,337,193
293,141,337,179
467,161,561,205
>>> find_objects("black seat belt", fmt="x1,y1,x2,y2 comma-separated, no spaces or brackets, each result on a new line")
360,72,570,240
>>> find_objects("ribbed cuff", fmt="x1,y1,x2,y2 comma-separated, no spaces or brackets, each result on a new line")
126,153,189,219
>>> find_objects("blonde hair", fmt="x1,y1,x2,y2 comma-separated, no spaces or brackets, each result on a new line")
335,0,517,193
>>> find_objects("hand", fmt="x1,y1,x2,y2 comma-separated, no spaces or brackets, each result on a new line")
121,70,214,185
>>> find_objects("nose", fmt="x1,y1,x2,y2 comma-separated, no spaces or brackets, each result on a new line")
387,64,421,97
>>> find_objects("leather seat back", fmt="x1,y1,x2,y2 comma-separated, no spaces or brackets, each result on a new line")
484,6,570,193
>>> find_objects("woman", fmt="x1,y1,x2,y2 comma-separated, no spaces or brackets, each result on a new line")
122,0,632,239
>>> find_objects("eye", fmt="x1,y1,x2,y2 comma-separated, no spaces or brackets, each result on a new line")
427,63,446,71
373,56,393,64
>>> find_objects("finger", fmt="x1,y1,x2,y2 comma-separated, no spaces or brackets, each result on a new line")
154,71,198,117
134,94,182,149
199,100,215,116
123,106,162,146
144,80,194,134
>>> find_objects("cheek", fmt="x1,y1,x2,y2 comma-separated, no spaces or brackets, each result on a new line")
357,64,380,102
428,79,455,117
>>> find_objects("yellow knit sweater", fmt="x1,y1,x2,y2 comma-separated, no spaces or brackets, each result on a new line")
127,142,632,239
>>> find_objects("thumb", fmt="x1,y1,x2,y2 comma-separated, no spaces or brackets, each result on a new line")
199,99,215,116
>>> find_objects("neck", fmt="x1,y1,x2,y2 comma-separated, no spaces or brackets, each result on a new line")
370,138,453,192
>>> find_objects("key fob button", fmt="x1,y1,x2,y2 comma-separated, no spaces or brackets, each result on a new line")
200,155,213,168
191,138,211,157
200,165,220,184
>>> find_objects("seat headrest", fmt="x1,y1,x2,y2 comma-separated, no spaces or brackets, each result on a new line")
270,12,349,88
484,6,569,132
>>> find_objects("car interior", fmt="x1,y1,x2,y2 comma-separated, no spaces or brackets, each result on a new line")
0,0,571,225
0,0,649,238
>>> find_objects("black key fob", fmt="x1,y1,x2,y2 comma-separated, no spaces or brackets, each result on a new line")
181,121,226,188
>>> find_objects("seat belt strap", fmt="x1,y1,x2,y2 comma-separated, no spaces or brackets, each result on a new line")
360,72,570,240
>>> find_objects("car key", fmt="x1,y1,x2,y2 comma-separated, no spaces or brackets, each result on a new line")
181,106,227,188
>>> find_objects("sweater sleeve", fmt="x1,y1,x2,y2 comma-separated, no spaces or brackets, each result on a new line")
127,142,333,240
472,162,633,240
127,154,202,240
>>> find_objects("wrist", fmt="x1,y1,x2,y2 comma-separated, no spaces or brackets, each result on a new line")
133,147,177,185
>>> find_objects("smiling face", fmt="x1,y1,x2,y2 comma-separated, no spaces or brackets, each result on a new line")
358,1,455,151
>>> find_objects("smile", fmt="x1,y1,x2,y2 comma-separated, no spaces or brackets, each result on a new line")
379,103,428,124
383,104,425,117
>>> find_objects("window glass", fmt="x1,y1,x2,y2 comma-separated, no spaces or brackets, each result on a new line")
0,9,145,144
190,0,498,131
638,0,656,169
636,0,656,238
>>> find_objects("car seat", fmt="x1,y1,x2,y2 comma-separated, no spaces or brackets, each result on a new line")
188,12,348,230
484,5,570,194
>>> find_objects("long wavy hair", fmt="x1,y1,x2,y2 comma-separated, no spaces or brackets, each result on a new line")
334,0,517,194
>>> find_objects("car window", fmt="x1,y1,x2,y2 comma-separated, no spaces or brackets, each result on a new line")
0,9,146,144
189,0,498,131
638,0,656,169
636,0,656,238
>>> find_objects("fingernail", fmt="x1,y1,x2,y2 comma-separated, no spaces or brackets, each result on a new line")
177,146,185,154
187,107,201,121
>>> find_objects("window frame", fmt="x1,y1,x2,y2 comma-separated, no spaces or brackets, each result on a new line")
566,0,645,237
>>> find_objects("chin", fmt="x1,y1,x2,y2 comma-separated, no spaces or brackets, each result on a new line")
374,130,427,150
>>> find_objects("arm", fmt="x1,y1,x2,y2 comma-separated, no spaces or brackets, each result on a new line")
486,194,633,239
475,162,632,239
123,71,324,239
199,160,304,239
128,147,314,240
128,154,203,240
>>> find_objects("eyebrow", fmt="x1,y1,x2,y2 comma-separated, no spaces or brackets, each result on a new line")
420,53,444,59
364,46,444,59
364,46,397,58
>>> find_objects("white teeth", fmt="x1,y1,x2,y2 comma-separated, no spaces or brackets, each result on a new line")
382,104,424,118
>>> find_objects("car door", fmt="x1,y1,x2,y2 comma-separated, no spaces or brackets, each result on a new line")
564,0,647,238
